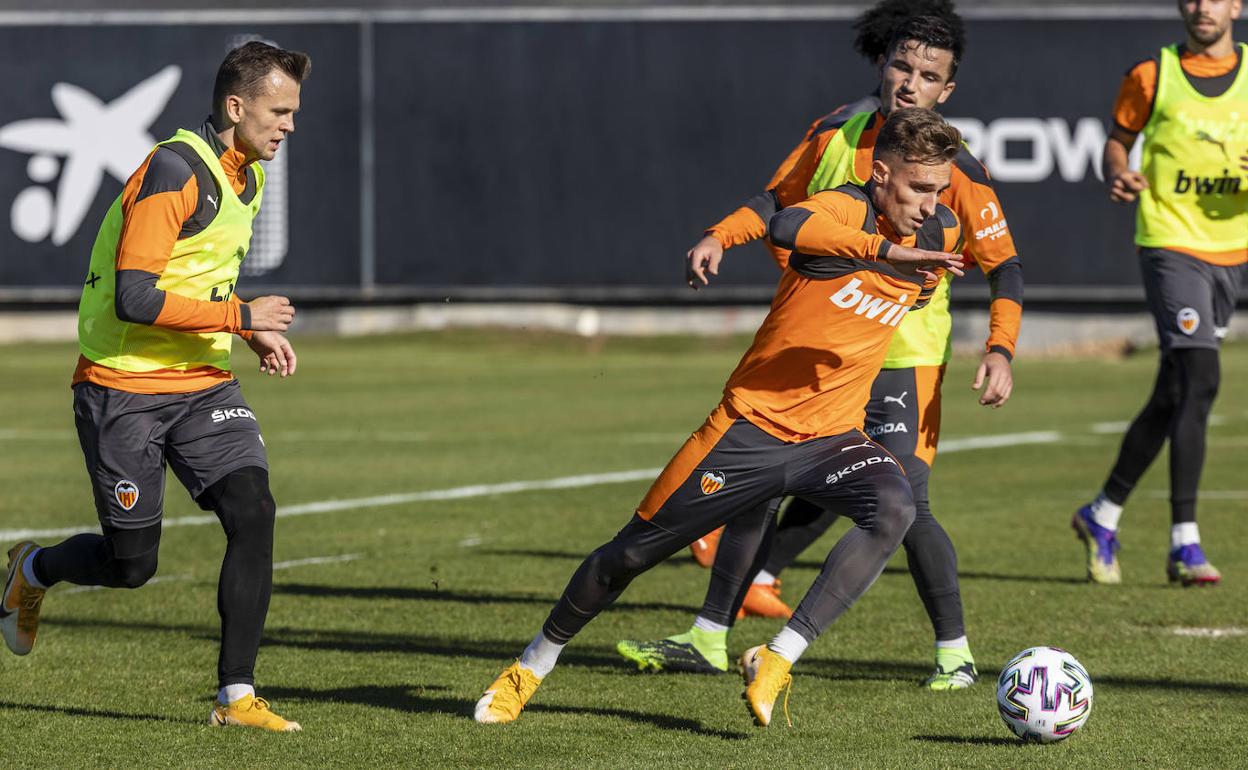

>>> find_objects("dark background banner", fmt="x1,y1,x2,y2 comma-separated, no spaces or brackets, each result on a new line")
0,15,1215,301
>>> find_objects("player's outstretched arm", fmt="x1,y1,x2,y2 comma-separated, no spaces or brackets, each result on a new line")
247,330,297,377
881,244,965,282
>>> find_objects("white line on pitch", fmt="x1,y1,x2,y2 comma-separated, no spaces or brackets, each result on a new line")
60,553,362,595
0,468,665,541
1171,627,1247,639
0,430,1083,542
939,431,1063,453
273,553,361,570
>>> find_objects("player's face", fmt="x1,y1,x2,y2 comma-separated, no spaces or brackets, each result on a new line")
879,42,956,116
227,69,301,162
1180,0,1242,46
870,156,952,236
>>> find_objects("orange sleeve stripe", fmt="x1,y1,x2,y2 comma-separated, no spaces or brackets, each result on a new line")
707,206,767,249
766,134,815,189
153,293,246,334
789,194,886,260
114,152,198,274
986,297,1022,356
636,401,739,520
772,130,834,206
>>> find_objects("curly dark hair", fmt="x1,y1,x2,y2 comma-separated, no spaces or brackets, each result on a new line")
885,13,965,78
852,0,963,62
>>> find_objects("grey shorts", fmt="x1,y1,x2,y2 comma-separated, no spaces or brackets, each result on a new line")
1140,248,1244,351
73,379,268,530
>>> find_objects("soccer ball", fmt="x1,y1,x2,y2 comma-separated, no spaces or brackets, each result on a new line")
996,646,1093,743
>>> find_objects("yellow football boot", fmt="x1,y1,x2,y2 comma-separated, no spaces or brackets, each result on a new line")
740,644,793,727
209,695,302,732
475,662,543,724
1,541,46,656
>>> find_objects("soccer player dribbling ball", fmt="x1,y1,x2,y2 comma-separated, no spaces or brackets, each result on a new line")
475,108,966,727
626,8,1022,692
0,42,310,731
1073,0,1246,586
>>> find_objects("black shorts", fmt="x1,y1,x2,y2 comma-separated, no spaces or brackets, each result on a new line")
635,402,908,540
73,379,268,530
1140,248,1243,351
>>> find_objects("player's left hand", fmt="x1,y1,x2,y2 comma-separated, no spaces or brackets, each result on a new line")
248,330,297,377
972,350,1012,408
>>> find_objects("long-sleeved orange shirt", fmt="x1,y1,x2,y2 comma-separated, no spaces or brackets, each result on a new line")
709,108,1022,358
74,119,259,394
724,186,961,441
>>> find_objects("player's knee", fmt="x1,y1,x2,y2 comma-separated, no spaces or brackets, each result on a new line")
874,476,916,542
113,551,158,589
205,467,276,542
1181,352,1220,406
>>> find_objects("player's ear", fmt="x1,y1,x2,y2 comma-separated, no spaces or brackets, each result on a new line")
223,94,245,125
871,158,890,186
936,79,956,105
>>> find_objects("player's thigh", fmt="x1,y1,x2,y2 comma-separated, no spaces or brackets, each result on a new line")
1209,262,1243,343
865,368,920,460
73,383,172,531
636,402,787,540
1139,248,1221,351
165,380,269,507
788,430,913,527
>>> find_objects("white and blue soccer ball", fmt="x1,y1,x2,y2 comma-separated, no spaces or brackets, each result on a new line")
996,646,1093,743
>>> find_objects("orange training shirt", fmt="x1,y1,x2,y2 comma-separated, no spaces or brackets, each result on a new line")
708,109,1022,357
723,187,961,442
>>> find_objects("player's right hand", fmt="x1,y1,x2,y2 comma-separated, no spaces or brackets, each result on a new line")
247,295,295,331
884,246,965,282
1108,170,1148,203
686,235,725,289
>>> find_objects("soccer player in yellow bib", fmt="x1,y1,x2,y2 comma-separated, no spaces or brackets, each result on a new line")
1073,0,1246,587
0,42,309,731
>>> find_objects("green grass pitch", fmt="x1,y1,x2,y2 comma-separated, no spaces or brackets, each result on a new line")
0,330,1245,767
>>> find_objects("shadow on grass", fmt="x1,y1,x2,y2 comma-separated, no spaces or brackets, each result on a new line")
264,683,748,740
44,616,623,671
481,549,1087,585
273,582,699,614
41,618,1248,699
0,699,200,725
479,548,693,570
912,735,1024,746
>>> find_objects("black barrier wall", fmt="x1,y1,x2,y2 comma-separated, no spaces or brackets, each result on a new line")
0,11,1234,302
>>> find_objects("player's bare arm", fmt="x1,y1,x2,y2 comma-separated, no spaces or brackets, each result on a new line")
1104,127,1148,203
